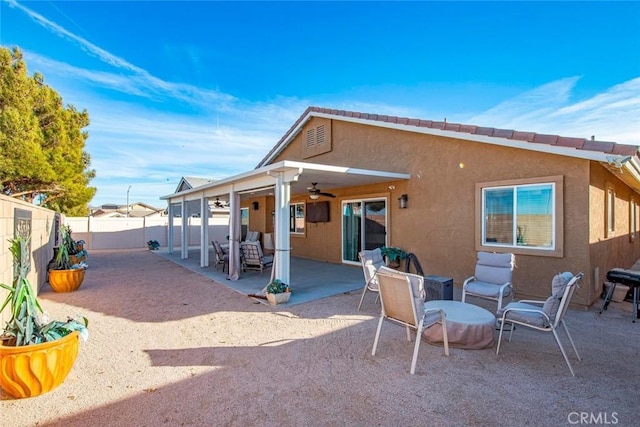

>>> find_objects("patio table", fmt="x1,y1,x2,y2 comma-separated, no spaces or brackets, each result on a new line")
422,300,495,350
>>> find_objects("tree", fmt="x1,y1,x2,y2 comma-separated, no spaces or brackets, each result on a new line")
0,46,96,215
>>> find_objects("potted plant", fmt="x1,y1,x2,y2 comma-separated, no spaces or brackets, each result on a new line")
380,246,408,268
265,279,291,305
147,240,160,250
0,235,88,398
48,224,87,292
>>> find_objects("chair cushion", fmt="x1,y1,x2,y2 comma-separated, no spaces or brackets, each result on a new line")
377,266,425,315
499,302,547,328
475,252,514,284
465,280,511,298
360,248,385,290
541,272,573,320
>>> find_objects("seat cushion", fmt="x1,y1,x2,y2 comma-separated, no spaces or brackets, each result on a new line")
465,280,511,298
541,272,573,320
499,302,546,328
475,252,514,284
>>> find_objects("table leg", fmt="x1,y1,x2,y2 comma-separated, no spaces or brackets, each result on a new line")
599,282,616,314
633,286,638,323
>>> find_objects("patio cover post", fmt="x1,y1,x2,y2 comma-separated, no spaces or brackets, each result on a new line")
271,169,299,287
227,191,241,281
180,199,188,260
167,203,174,254
200,195,209,267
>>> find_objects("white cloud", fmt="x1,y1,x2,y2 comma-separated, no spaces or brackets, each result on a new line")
468,77,640,144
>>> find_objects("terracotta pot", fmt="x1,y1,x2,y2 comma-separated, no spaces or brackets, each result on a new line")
266,292,291,305
0,331,80,398
48,269,85,292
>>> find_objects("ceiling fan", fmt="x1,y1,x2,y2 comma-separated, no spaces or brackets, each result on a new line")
307,183,336,199
212,197,228,208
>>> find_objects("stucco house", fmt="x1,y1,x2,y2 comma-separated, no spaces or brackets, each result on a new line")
163,106,640,307
89,202,165,218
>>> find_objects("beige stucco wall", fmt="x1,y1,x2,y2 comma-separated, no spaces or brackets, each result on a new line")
0,196,57,326
262,118,625,306
589,163,640,304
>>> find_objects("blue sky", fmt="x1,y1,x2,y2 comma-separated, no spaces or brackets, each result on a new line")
1,0,639,207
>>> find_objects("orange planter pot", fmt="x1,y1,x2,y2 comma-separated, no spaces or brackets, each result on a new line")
48,269,85,292
0,331,80,398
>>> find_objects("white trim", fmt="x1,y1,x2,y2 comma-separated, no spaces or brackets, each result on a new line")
162,160,410,203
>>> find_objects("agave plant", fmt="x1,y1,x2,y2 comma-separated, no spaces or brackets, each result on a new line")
266,279,290,294
0,235,88,346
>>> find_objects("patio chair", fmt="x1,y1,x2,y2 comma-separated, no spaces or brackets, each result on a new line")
212,241,229,273
496,272,584,376
263,232,275,255
245,230,261,242
357,248,385,311
372,267,449,375
462,251,515,313
240,240,273,275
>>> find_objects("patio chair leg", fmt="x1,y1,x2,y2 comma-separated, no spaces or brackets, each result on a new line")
371,316,384,356
561,321,581,361
496,320,506,355
358,285,369,311
552,328,575,377
440,313,449,356
410,318,425,374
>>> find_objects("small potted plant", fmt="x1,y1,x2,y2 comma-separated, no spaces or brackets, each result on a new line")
265,279,291,305
147,240,160,250
48,224,87,292
380,246,408,268
0,234,88,398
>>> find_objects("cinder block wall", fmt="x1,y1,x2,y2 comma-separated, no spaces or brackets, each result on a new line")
0,195,57,326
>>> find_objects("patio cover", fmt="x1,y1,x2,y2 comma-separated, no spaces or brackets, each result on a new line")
161,160,410,289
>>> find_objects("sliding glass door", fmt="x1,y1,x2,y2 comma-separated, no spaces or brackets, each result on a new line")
342,198,387,264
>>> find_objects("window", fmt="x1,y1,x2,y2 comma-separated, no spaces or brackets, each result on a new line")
241,207,249,240
476,176,563,256
290,202,305,234
630,198,638,242
606,185,615,237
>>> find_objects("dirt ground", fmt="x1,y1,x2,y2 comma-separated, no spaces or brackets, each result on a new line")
1,248,638,426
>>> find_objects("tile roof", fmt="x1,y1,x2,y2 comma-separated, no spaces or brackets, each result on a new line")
257,106,639,168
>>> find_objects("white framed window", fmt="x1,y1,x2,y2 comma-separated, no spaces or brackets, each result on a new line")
476,176,563,257
630,198,638,242
606,185,616,238
290,202,305,235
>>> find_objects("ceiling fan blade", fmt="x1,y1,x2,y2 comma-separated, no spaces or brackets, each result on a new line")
318,192,336,198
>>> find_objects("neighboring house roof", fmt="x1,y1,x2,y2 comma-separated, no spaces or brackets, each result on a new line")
257,106,640,168
90,202,164,218
175,176,215,193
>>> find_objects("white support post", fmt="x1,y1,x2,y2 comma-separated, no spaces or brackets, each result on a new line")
181,199,188,259
273,172,292,287
168,203,174,254
201,196,209,267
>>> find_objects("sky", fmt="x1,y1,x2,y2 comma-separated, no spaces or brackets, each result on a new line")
1,0,639,208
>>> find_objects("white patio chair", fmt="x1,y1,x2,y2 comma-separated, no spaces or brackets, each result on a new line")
372,267,449,375
212,241,229,273
462,251,515,313
496,272,584,376
357,248,384,311
263,232,275,255
240,241,273,275
245,230,261,242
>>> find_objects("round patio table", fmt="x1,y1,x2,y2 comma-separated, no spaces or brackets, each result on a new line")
422,300,495,350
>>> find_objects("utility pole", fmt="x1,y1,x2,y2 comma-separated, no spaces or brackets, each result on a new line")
126,185,132,217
